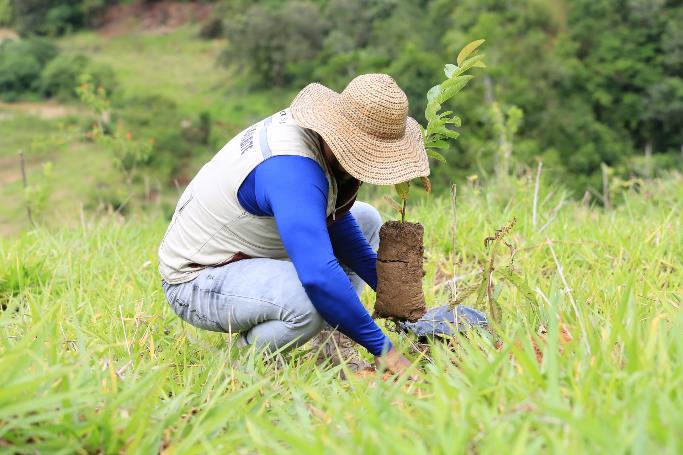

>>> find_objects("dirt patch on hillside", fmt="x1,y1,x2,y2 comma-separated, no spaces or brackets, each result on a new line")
0,101,82,120
0,154,41,186
0,28,18,43
98,2,214,36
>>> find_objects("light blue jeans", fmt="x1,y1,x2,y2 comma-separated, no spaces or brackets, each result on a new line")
161,202,381,352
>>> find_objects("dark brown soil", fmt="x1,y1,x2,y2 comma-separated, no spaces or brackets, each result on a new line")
374,221,427,322
97,2,213,36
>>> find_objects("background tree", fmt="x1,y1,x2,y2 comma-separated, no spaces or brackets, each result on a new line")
10,0,110,36
220,1,327,87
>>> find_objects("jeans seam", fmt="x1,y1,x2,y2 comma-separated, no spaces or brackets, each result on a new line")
199,286,276,306
195,288,304,332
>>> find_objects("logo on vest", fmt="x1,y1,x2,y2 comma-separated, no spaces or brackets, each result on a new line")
276,110,288,125
239,126,257,155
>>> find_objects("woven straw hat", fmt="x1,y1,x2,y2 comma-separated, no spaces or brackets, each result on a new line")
290,73,429,185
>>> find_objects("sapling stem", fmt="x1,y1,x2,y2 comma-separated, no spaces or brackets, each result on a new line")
401,198,406,223
533,161,542,229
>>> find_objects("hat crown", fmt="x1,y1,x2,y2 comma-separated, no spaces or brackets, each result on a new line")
334,74,409,140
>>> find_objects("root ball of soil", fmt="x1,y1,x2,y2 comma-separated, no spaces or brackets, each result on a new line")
374,221,427,322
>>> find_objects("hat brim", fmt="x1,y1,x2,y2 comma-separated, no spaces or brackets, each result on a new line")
290,82,430,185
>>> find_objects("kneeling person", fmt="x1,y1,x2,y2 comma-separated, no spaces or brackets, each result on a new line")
158,74,429,375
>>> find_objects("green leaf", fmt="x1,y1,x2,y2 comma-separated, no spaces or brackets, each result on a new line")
437,75,474,104
474,274,488,308
449,283,480,308
418,122,426,138
394,181,410,200
497,268,538,304
427,150,446,163
425,100,441,122
454,54,486,75
429,139,449,149
444,116,462,127
432,125,460,139
444,64,458,78
426,84,442,103
489,293,502,324
425,117,446,136
440,74,475,91
457,39,485,66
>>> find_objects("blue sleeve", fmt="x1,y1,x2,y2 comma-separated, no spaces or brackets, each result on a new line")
237,155,391,356
328,212,378,291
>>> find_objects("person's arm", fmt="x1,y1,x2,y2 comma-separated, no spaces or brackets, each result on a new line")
240,156,391,355
328,212,378,290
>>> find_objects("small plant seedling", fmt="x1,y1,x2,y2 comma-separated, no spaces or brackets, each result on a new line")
449,218,539,325
77,74,153,185
376,40,486,322
385,39,486,222
21,160,54,226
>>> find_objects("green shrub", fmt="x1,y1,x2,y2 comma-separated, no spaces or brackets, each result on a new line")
113,94,204,181
40,53,117,100
0,38,58,100
198,17,223,39
221,1,327,87
181,111,211,146
11,0,89,36
0,0,11,25
86,181,131,215
44,3,82,35
0,49,41,101
13,38,59,66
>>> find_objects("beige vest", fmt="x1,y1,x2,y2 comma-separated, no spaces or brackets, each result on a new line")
158,109,339,284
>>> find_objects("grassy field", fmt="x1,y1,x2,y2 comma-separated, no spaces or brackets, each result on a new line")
1,175,681,453
0,110,113,236
1,25,294,237
59,27,294,123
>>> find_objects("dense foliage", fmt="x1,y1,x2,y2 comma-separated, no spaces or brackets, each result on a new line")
7,0,112,36
218,0,683,194
0,38,56,100
0,38,116,101
2,0,681,194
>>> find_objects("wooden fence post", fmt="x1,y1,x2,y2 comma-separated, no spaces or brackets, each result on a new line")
18,150,34,226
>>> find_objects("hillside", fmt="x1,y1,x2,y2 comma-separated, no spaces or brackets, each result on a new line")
0,24,293,237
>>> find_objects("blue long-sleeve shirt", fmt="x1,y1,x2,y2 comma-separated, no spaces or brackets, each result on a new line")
237,155,390,355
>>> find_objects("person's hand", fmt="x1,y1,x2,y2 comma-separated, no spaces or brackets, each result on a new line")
374,346,417,380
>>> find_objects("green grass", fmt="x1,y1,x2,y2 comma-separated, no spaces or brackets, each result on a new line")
59,26,295,126
0,112,114,237
0,113,58,158
60,27,228,113
1,175,681,453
